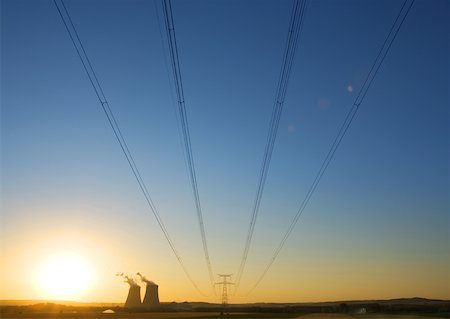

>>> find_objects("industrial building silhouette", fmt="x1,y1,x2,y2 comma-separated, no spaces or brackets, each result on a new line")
117,273,160,310
125,284,141,308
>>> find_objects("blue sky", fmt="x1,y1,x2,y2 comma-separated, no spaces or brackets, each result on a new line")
1,0,449,302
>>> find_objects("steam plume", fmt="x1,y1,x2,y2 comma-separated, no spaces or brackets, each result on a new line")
117,272,139,287
137,272,157,286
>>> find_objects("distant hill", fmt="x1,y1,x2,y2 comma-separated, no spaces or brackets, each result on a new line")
187,297,449,307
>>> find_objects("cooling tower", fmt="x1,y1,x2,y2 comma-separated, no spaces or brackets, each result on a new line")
142,283,160,308
125,285,142,309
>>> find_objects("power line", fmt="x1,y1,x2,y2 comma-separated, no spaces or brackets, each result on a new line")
234,0,308,294
242,0,416,296
53,0,208,296
160,0,215,292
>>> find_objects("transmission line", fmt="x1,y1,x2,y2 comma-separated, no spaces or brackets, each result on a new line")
160,0,215,291
53,0,208,296
242,0,416,296
234,0,308,294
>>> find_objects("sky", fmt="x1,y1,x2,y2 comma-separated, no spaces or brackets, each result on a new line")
1,0,449,304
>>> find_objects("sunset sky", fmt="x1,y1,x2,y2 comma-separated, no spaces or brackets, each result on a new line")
1,0,449,303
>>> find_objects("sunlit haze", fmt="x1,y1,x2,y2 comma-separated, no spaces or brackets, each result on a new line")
34,254,93,300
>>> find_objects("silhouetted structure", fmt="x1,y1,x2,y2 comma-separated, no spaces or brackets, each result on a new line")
137,272,160,309
125,285,141,309
215,274,234,306
117,273,141,309
143,283,159,308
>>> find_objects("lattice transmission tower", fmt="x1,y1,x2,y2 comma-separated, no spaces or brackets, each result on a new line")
215,274,234,306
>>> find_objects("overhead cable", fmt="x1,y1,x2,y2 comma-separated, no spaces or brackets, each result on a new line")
234,0,308,294
53,0,208,296
243,0,416,295
161,0,215,291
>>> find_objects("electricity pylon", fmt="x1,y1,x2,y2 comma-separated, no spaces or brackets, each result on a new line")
215,274,234,306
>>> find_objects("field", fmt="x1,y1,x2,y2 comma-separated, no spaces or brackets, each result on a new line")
1,312,448,319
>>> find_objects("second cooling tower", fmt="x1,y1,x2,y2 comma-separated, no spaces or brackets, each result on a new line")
142,282,160,308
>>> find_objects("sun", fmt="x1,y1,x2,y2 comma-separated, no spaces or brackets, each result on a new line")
35,254,93,300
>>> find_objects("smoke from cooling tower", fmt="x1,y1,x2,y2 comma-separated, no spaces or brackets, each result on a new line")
137,272,157,285
116,272,139,287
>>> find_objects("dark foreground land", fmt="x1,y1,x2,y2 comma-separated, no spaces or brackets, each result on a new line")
1,298,449,319
0,313,449,319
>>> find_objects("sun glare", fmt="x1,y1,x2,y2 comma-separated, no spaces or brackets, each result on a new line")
35,254,93,300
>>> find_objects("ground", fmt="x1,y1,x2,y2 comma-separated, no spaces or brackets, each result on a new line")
1,313,448,319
